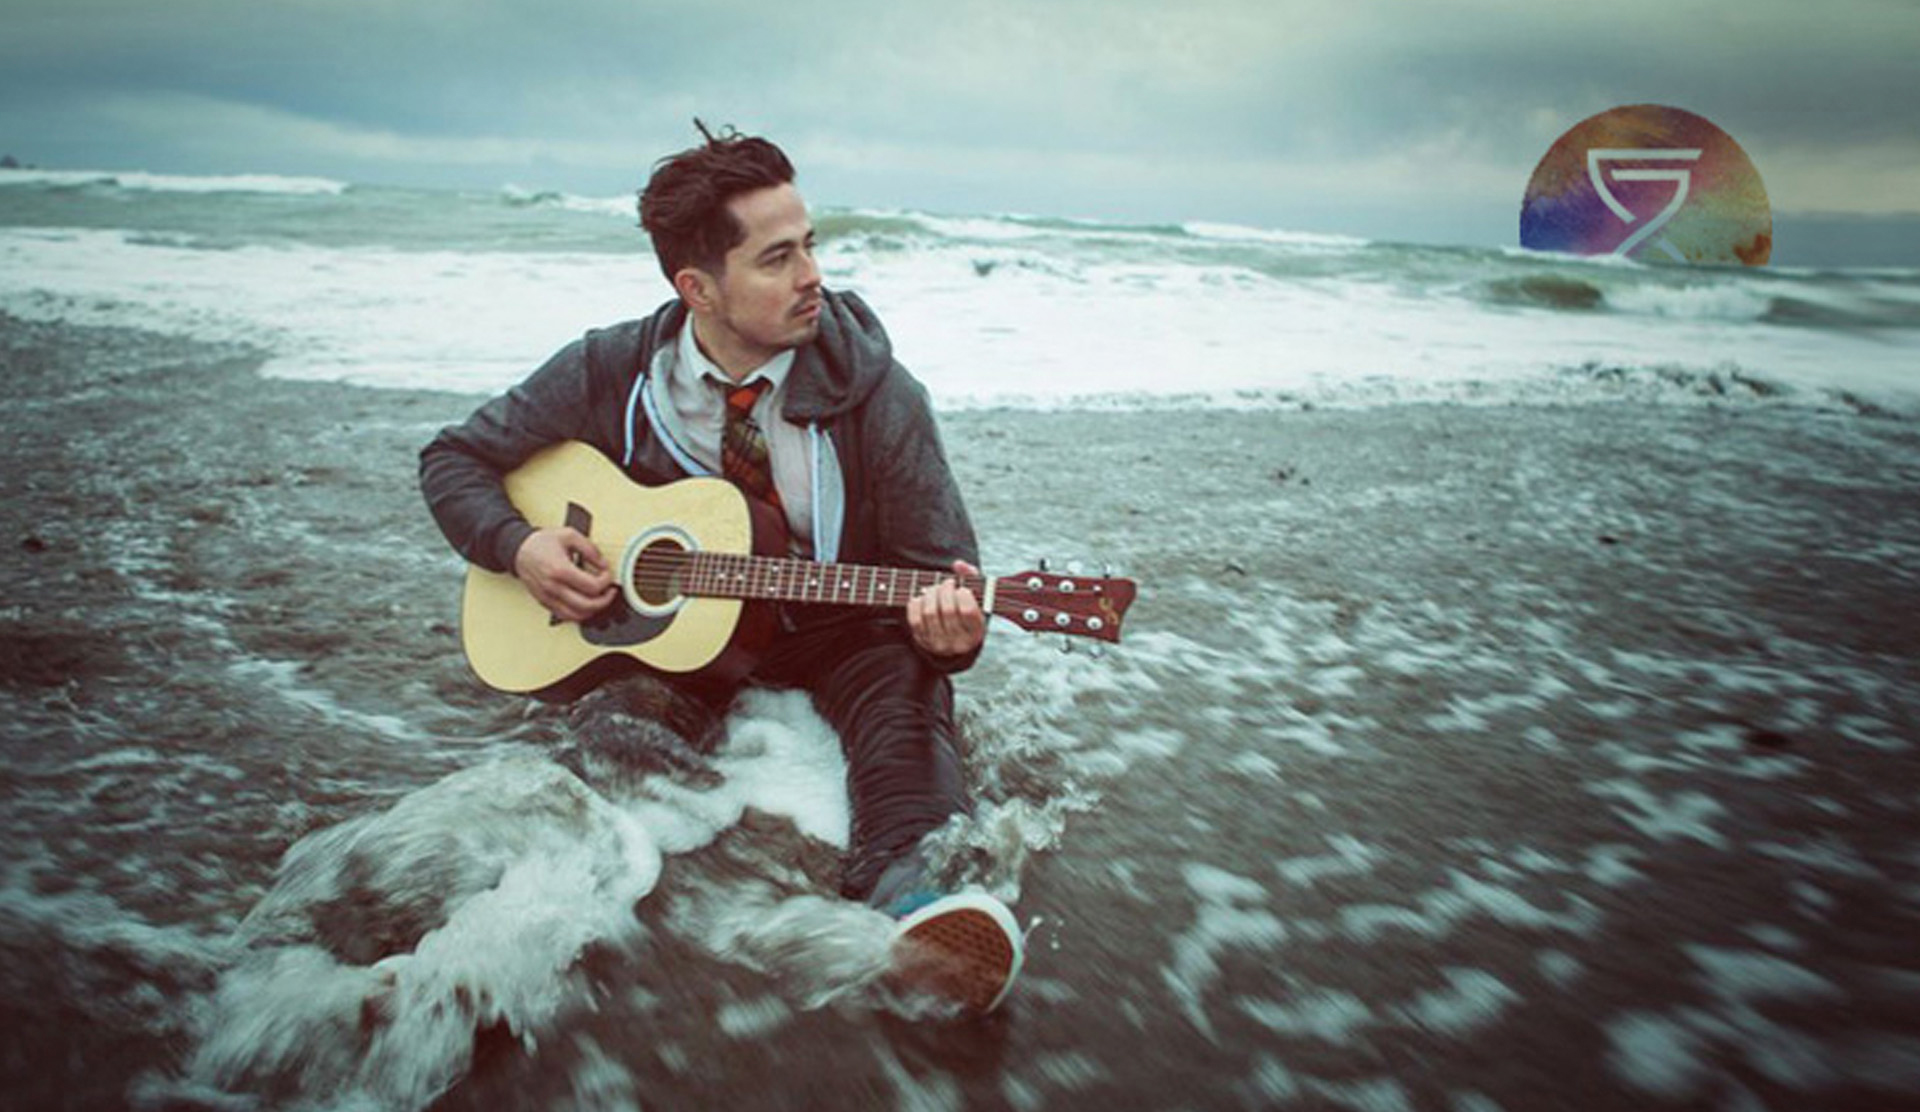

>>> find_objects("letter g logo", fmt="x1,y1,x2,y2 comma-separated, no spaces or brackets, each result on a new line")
1521,105,1770,266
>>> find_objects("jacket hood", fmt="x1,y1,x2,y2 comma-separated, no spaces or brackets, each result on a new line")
785,288,894,421
632,288,894,424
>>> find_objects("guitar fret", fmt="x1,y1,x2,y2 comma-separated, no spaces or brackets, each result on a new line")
683,554,989,611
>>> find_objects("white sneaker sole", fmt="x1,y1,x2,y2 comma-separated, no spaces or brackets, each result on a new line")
889,891,1024,1014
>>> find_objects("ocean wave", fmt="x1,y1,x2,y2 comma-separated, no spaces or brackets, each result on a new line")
1606,282,1920,331
1472,266,1920,332
1479,275,1607,311
819,208,1243,250
0,168,348,196
819,209,1127,245
1182,221,1370,250
1605,283,1773,322
123,232,248,252
497,184,632,219
7,200,1918,415
813,209,938,244
1762,292,1920,331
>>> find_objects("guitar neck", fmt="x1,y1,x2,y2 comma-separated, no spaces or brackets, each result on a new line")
683,551,987,610
642,546,1129,643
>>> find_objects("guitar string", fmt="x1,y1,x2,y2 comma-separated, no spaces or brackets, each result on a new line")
623,551,1106,593
625,561,1100,596
622,575,1077,603
620,552,1112,607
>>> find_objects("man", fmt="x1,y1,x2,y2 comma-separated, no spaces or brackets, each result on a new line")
419,125,1021,1013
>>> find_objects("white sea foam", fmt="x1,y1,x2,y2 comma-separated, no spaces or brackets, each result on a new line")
176,755,660,1108
1685,945,1845,1005
0,868,229,996
0,168,348,195
1751,835,1883,879
625,689,850,854
1163,863,1286,1037
1586,779,1731,848
499,184,635,219
1239,988,1376,1042
715,995,794,1039
171,687,865,1108
677,887,897,1011
564,1034,642,1112
1608,1011,1711,1098
229,657,435,745
1183,220,1370,249
1275,835,1383,888
0,227,647,390
1338,868,1599,943
1607,945,1852,1100
1604,282,1773,322
903,211,1067,243
1397,968,1519,1036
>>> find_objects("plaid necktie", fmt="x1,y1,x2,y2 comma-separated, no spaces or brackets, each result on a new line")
721,378,782,512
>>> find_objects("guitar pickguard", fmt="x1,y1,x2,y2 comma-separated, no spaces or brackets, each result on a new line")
577,594,674,648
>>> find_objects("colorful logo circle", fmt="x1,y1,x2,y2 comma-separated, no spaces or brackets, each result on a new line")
1520,104,1770,266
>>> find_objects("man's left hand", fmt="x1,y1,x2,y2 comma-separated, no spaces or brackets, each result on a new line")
906,560,987,658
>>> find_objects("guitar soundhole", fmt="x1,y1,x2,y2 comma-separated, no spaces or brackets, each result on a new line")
632,538,686,608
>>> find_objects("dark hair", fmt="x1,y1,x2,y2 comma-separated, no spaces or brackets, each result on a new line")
638,121,796,283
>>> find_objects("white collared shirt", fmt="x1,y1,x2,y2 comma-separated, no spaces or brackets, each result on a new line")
664,320,814,551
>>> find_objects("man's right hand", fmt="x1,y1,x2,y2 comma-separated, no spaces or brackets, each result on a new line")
513,527,616,623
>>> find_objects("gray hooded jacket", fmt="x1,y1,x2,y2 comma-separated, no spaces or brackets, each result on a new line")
419,289,981,672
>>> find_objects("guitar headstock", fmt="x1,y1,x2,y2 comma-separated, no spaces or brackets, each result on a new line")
988,569,1137,643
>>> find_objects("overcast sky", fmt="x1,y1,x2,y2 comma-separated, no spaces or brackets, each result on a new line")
4,0,1917,247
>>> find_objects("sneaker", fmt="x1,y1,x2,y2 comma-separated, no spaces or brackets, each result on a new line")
867,844,944,920
888,890,1024,1014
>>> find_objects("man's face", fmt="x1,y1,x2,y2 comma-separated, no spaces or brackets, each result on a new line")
700,183,822,371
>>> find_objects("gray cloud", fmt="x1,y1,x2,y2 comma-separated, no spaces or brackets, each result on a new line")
2,0,1915,240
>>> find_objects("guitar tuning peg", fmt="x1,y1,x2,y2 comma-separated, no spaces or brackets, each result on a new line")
1058,639,1074,655
1037,557,1051,572
1101,562,1116,578
1088,644,1106,660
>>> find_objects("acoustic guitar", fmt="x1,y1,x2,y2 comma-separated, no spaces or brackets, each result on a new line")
461,441,1137,694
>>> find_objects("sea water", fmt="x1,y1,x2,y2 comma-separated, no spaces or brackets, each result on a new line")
4,169,1920,1111
3,167,1917,410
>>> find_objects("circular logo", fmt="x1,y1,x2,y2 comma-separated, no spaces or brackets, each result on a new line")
1520,104,1770,266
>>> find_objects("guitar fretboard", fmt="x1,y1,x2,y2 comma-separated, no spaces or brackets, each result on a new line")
681,552,989,610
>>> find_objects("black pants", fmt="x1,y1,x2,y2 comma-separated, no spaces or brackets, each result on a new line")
745,613,972,901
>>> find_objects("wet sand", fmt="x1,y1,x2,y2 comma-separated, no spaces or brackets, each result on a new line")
3,312,1919,1111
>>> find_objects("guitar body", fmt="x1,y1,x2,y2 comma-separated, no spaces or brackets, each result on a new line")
461,442,781,696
